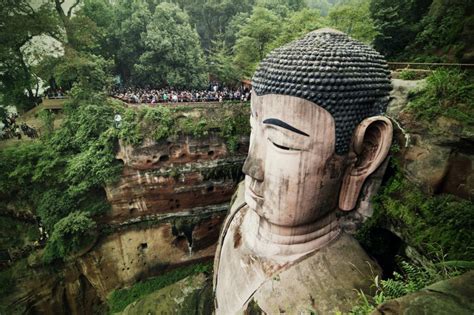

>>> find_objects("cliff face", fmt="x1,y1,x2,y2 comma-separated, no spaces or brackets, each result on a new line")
79,133,248,298
388,79,473,201
2,127,249,314
105,135,246,223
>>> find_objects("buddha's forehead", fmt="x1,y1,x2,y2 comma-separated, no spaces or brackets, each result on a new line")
251,93,335,139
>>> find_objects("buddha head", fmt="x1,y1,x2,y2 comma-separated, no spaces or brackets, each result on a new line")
242,29,393,232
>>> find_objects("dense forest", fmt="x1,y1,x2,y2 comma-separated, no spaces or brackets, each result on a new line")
0,0,473,314
1,0,473,113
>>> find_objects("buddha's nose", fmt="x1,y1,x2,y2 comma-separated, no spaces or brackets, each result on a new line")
242,139,264,181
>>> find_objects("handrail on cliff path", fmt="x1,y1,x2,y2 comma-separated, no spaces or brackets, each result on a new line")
388,62,474,71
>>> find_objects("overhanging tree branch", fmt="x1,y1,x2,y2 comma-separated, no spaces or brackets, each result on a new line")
67,0,81,17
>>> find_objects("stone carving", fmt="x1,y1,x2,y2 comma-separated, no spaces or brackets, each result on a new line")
213,28,393,314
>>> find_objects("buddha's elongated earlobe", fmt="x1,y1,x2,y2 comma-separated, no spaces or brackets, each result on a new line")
339,116,393,211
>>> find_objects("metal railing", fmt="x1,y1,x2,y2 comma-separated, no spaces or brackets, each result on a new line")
388,62,474,71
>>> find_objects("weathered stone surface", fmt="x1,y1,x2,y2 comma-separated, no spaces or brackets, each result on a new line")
1,261,103,315
247,234,380,314
402,137,452,194
371,271,474,315
1,132,247,314
389,79,474,200
105,135,247,224
77,216,222,299
214,183,381,314
387,79,425,118
119,273,213,315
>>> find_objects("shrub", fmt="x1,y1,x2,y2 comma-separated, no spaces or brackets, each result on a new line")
350,259,469,314
43,211,97,263
407,69,474,125
357,157,474,262
1,94,121,263
141,106,173,141
107,262,212,313
398,70,417,80
116,102,250,151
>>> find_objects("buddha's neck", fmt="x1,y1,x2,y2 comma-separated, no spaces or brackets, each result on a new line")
241,208,341,259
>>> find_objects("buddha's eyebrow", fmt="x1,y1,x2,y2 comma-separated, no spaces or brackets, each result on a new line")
263,118,309,137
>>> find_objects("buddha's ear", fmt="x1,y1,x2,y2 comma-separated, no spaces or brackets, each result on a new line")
339,116,393,211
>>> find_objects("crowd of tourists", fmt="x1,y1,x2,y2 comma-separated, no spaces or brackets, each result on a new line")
44,87,67,99
111,85,251,104
0,112,38,140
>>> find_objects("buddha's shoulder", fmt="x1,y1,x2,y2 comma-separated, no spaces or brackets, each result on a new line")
250,233,381,313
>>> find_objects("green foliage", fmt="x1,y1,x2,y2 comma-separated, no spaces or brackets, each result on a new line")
56,52,112,93
0,1,60,110
208,38,241,87
398,70,418,80
0,216,39,250
43,211,97,263
413,0,470,54
0,142,44,210
407,69,474,125
133,3,207,88
180,0,256,51
203,162,244,181
38,109,56,137
358,157,474,261
350,259,468,314
0,94,122,263
141,106,174,141
270,8,327,49
107,262,213,313
179,118,210,138
306,0,331,16
116,108,143,145
117,102,250,151
233,7,282,77
328,0,377,44
220,107,251,152
370,0,433,58
370,0,472,60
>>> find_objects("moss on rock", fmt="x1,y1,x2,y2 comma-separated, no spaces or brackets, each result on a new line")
357,158,474,261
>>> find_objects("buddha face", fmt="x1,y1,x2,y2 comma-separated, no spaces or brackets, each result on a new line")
242,93,349,227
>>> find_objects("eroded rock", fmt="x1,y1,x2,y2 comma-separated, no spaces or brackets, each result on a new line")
372,271,474,315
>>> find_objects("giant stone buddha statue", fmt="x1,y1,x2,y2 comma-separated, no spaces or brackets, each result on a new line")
213,28,393,314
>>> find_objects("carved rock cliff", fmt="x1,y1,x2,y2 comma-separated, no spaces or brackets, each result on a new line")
1,129,249,314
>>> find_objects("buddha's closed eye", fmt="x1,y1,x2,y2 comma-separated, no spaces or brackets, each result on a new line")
267,137,302,152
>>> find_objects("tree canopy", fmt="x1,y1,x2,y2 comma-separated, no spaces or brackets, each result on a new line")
0,0,472,110
133,3,207,88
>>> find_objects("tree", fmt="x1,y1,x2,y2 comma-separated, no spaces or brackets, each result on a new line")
328,0,377,44
370,0,431,58
132,3,207,88
224,12,251,48
177,0,256,51
255,0,305,16
80,0,116,58
51,0,82,45
0,1,60,110
208,38,241,87
110,1,151,82
270,8,328,49
43,211,97,262
233,7,282,77
306,0,331,16
412,0,472,61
